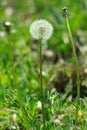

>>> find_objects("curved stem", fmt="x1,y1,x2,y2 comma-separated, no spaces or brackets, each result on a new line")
7,33,30,130
65,16,80,125
40,40,46,130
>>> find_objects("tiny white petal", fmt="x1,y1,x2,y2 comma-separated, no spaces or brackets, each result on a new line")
29,19,53,42
37,100,42,109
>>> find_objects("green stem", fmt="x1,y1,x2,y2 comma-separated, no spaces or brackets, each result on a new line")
7,33,30,130
40,40,46,130
65,16,80,125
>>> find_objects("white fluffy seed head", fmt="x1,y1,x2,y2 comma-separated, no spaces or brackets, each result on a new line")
29,19,53,43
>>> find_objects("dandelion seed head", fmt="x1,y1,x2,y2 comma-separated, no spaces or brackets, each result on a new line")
30,19,53,42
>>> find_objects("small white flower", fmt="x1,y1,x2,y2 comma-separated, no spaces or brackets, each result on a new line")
37,100,42,109
29,19,53,43
12,113,17,125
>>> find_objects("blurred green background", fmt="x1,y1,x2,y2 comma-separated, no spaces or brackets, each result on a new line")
0,0,87,94
0,0,87,100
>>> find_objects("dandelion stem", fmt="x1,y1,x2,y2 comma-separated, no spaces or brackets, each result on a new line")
7,32,30,130
63,8,80,126
40,40,46,130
